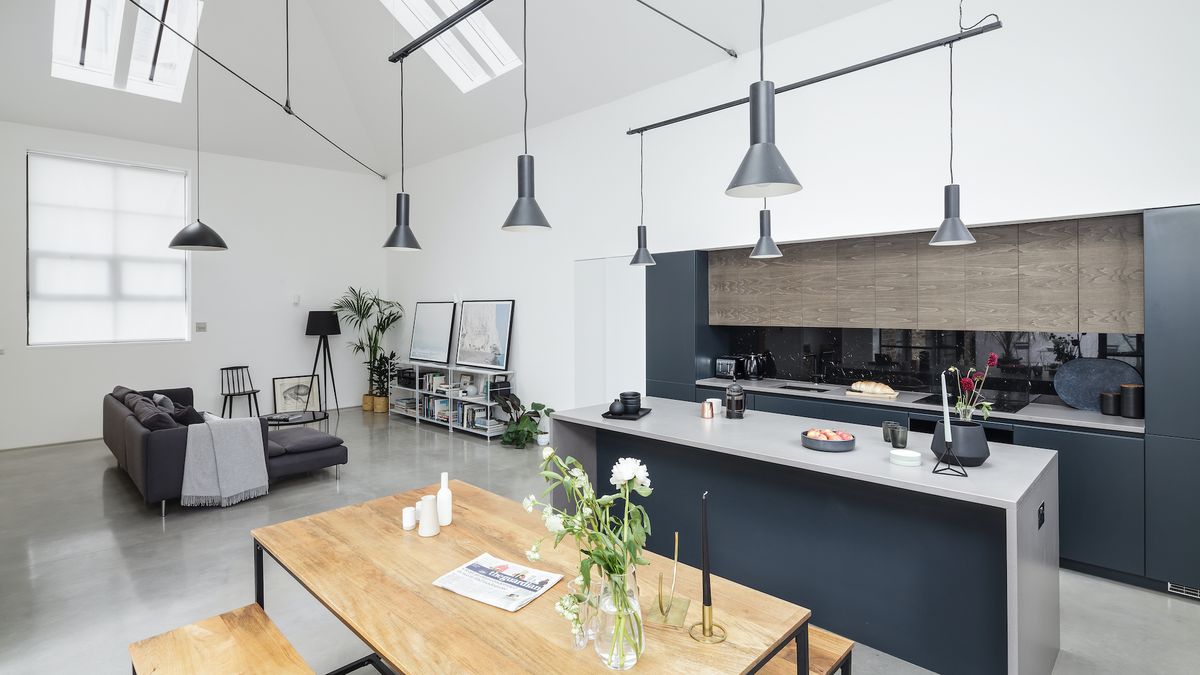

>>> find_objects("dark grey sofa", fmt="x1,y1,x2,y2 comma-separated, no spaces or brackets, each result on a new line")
103,387,347,513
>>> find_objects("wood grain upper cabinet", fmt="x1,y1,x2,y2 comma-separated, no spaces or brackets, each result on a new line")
800,240,839,327
768,243,805,326
874,233,919,328
917,242,966,330
740,255,774,327
707,248,739,326
965,224,1019,331
1078,214,1144,333
836,238,876,327
1018,220,1079,332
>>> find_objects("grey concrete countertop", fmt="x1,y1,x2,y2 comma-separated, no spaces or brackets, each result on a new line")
695,377,1146,434
553,397,1058,510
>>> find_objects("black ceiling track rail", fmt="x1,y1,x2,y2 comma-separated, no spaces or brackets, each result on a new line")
148,0,170,81
79,0,93,66
634,0,737,58
626,19,1002,135
389,0,497,63
125,0,385,179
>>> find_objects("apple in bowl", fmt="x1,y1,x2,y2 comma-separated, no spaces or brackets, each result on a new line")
802,428,856,452
805,428,854,442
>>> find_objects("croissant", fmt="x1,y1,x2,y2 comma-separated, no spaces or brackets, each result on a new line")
851,380,896,395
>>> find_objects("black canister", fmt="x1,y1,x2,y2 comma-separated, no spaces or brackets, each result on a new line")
1100,392,1121,416
1120,384,1144,419
725,382,745,419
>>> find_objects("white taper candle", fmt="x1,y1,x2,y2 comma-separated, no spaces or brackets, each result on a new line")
940,371,953,443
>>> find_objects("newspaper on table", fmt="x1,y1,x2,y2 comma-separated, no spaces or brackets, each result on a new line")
433,553,563,612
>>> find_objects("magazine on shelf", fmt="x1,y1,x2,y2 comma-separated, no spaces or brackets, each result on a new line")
433,553,562,612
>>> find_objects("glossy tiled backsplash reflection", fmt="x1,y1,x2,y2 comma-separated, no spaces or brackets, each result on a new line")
725,328,1143,396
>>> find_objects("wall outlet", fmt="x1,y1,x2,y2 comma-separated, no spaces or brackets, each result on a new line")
1038,502,1045,529
195,322,208,333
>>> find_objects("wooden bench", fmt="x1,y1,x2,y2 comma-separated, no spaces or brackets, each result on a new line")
760,625,854,675
129,604,314,675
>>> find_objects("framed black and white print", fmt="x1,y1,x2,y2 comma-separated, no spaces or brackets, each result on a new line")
409,301,457,364
454,300,515,370
272,375,322,413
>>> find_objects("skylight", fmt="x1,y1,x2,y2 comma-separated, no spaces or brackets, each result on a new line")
51,0,204,102
381,0,520,93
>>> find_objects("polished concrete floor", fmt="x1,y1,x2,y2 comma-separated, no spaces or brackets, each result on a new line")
1,410,1198,674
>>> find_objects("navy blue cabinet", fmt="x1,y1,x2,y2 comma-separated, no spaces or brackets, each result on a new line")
752,393,906,427
1146,435,1200,587
1144,206,1200,440
645,252,725,402
1012,425,1145,576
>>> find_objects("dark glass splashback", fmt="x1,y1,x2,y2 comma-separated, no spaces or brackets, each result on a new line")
725,327,1144,398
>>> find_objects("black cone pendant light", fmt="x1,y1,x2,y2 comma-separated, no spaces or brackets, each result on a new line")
170,16,226,252
629,133,656,266
385,59,420,250
726,0,801,199
502,0,550,231
929,18,975,246
749,201,782,259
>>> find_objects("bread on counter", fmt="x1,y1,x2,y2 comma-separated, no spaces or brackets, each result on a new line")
850,380,896,395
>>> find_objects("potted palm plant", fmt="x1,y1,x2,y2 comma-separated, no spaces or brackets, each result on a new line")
332,287,404,412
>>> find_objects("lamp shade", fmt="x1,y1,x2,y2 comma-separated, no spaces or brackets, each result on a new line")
305,310,340,336
929,184,976,246
749,209,783,259
629,224,656,266
169,219,227,251
385,192,421,250
502,154,551,231
726,81,802,198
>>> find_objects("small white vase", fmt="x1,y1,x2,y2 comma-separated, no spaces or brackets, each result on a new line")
536,433,551,447
418,495,440,537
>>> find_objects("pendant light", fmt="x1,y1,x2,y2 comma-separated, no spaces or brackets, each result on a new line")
385,59,421,250
929,9,976,246
629,133,656,266
726,0,801,199
749,199,782,259
502,0,550,231
170,15,226,251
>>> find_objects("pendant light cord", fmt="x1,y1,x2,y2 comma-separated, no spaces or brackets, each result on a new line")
400,58,406,192
950,1,1000,184
759,0,765,81
639,132,644,224
522,0,529,155
284,0,291,110
195,2,201,220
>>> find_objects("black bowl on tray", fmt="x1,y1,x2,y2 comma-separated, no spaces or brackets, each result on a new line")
619,391,641,411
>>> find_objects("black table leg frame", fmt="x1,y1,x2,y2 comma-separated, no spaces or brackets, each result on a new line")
254,540,264,608
746,616,810,674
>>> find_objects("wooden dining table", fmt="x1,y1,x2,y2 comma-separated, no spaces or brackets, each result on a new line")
251,480,811,674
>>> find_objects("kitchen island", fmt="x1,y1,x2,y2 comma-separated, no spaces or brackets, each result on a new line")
551,397,1059,675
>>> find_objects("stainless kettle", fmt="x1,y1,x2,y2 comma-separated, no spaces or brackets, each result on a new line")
744,352,765,380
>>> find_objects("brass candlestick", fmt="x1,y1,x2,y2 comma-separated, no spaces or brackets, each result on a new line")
688,604,727,644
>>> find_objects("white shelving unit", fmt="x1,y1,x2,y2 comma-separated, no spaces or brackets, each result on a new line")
389,360,513,440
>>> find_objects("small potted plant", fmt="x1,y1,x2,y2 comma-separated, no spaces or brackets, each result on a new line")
332,287,404,411
496,394,554,449
949,351,998,422
368,351,399,413
935,352,999,468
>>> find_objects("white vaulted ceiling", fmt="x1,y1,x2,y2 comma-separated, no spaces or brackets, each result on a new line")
0,0,892,177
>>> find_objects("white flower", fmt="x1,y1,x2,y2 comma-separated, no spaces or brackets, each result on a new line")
522,495,536,512
581,506,593,517
610,457,651,488
542,446,556,460
543,511,566,534
525,548,541,562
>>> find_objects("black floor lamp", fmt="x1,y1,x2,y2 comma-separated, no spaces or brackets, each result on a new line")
306,311,340,412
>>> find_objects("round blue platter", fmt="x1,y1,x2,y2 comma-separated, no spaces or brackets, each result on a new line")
1053,357,1143,411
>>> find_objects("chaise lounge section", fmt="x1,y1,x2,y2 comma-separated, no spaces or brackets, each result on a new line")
103,386,347,515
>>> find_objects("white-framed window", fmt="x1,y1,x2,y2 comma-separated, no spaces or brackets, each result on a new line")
27,152,190,346
381,0,520,93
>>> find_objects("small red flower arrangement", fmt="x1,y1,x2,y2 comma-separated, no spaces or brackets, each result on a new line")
948,352,997,421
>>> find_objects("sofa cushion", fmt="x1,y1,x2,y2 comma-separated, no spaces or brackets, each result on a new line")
113,385,138,402
124,392,149,409
152,393,175,412
266,439,286,458
130,397,180,431
268,428,344,455
171,405,205,426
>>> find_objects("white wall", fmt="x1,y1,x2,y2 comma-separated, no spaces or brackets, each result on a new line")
0,119,388,450
390,0,1199,411
573,257,646,409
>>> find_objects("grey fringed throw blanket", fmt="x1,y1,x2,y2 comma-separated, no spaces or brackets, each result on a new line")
181,414,269,507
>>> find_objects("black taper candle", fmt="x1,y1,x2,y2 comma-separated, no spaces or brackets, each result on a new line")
701,490,711,605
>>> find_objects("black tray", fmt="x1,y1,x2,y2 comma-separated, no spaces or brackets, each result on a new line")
602,407,652,420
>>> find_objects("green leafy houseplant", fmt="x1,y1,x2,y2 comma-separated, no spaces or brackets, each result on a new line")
369,351,400,398
496,394,554,449
332,287,404,411
523,449,652,669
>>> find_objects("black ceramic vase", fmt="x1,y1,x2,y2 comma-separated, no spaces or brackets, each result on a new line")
931,420,990,467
